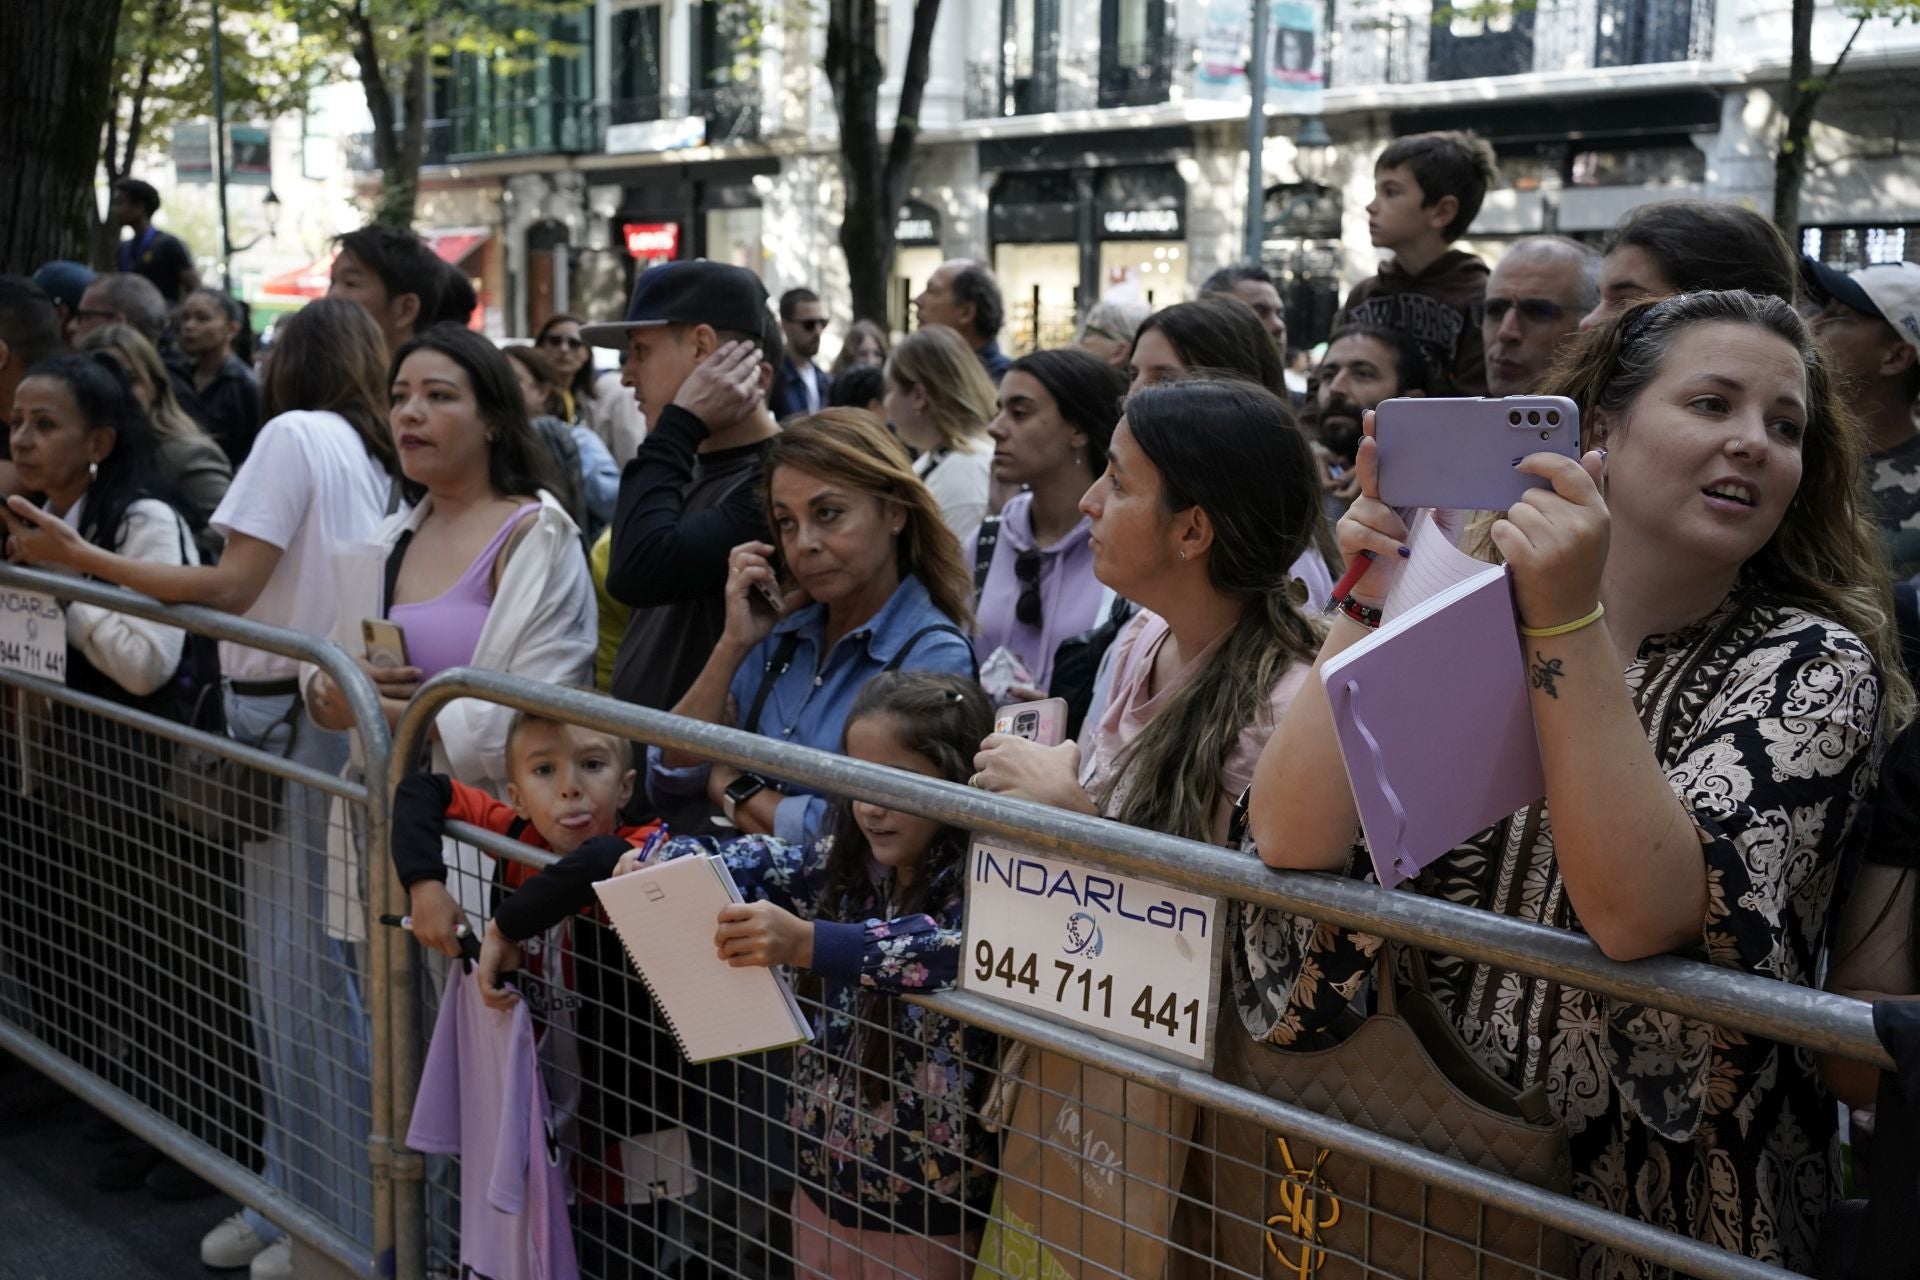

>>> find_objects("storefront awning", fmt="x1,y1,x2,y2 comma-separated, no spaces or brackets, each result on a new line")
258,259,333,300
421,227,491,265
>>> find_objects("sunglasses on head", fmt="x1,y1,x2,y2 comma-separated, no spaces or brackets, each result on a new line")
540,334,585,350
1015,548,1043,628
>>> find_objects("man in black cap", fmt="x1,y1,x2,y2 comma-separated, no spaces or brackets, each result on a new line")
1802,256,1920,580
592,257,784,746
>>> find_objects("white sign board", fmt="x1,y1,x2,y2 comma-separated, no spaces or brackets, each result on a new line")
961,839,1222,1065
605,116,707,155
0,587,66,683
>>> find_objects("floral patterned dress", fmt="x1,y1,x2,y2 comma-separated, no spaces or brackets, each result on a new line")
1230,590,1883,1278
657,832,995,1236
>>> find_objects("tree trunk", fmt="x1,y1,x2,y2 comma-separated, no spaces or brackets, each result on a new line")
1772,1,1866,255
0,0,126,271
350,7,424,230
827,0,941,324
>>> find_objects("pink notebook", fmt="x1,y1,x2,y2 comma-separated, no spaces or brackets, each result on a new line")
1321,562,1545,889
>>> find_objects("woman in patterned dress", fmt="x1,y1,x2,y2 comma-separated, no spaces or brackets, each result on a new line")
1242,290,1913,1277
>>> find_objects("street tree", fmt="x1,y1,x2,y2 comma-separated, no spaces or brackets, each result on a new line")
824,0,941,324
1773,0,1920,253
0,0,126,271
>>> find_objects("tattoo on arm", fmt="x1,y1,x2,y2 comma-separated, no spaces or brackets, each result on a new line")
1529,651,1565,700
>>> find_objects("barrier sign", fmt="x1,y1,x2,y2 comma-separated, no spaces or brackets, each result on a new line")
0,587,66,682
961,839,1222,1065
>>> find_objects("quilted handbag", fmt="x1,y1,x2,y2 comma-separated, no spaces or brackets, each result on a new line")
1172,947,1574,1280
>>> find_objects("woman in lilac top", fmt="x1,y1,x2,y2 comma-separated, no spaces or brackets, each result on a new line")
968,348,1128,695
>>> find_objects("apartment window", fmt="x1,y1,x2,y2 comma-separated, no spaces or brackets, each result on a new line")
1000,0,1060,114
612,3,664,122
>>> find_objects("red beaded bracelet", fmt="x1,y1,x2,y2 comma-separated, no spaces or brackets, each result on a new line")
1337,596,1383,629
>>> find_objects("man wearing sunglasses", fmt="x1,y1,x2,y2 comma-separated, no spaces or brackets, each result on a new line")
770,287,832,420
1480,236,1599,396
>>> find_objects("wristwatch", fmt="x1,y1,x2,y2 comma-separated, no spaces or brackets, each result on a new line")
722,772,771,824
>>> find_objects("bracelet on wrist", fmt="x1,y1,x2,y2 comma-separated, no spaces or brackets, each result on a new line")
1518,601,1605,638
1337,596,1383,629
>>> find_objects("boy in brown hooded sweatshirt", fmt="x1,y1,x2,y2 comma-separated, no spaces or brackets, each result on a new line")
1335,129,1499,396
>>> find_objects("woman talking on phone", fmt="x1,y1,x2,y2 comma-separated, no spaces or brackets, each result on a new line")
303,324,595,955
1244,290,1909,1274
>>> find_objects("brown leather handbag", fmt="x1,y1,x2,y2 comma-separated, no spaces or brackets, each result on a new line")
1172,947,1573,1280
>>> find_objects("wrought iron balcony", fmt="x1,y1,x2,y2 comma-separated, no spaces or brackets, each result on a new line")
1326,0,1713,89
964,36,1197,118
600,84,763,146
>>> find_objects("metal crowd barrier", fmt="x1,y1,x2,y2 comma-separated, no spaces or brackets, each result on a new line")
384,667,1891,1280
0,565,393,1278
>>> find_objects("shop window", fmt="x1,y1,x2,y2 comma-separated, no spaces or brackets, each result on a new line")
611,3,665,123
1804,225,1920,269
1567,144,1703,188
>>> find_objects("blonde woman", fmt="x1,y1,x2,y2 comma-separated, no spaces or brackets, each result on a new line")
883,325,999,535
77,323,231,560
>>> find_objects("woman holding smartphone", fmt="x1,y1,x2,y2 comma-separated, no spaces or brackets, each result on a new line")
304,324,595,954
3,297,400,1276
1243,290,1908,1274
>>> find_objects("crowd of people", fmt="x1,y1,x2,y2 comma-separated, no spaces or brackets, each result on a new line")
0,125,1917,1280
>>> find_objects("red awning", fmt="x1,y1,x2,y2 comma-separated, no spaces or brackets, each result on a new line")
259,259,334,300
421,227,491,265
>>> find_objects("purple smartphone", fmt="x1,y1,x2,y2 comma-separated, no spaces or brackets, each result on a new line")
1374,396,1581,511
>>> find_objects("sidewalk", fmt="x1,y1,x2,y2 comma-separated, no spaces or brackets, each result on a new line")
0,1091,240,1280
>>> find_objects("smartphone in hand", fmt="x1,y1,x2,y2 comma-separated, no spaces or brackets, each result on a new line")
362,619,410,670
749,552,788,616
995,698,1068,748
1374,396,1580,511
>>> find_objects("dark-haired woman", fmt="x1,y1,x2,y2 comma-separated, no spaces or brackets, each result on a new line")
537,311,646,464
1580,199,1799,330
1246,291,1908,1274
972,378,1324,846
969,347,1127,695
2,353,219,1193
172,286,262,466
4,296,402,1269
307,323,595,955
503,342,620,538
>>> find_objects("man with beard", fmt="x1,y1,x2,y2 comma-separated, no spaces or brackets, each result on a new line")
1313,323,1426,517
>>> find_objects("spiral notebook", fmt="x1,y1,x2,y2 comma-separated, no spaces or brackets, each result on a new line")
1322,559,1546,891
591,854,813,1063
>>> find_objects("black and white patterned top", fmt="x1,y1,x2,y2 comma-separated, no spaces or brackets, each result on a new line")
1230,588,1884,1278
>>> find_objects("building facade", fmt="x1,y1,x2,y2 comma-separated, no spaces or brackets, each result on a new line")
377,0,1920,353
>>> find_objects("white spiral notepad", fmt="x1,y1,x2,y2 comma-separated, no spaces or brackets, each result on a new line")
591,854,814,1063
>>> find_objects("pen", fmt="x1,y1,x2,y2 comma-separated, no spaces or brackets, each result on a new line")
1329,551,1377,606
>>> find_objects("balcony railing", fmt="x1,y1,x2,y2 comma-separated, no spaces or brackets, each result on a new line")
964,37,1198,118
1327,0,1713,89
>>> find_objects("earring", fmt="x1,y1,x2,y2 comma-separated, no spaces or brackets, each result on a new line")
1178,550,1187,561
88,462,99,479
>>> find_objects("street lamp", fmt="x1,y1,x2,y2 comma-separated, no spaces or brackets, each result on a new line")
232,189,281,254
1294,117,1333,184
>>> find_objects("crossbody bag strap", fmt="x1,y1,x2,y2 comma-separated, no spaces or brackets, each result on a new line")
971,516,1001,602
883,624,977,680
744,632,804,737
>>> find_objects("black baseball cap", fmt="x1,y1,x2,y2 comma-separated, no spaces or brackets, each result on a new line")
580,259,771,349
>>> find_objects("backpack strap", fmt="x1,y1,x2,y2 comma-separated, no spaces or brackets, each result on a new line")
884,624,978,680
743,631,805,737
971,516,1002,601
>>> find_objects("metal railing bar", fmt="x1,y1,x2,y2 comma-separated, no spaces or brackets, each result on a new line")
390,668,1890,1070
0,1021,375,1279
914,989,1792,1280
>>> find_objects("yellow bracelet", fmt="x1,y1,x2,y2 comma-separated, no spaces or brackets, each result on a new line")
1519,602,1605,638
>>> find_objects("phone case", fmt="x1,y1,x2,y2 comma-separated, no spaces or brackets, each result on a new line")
1374,396,1581,511
362,619,410,670
995,698,1068,747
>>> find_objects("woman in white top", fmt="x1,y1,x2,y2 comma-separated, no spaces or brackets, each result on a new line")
305,324,596,954
884,325,999,536
5,297,399,1272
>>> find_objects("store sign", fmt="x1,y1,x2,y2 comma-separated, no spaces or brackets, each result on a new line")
175,123,214,184
230,126,271,186
1101,208,1184,238
624,222,680,260
961,839,1221,1065
895,199,942,247
606,116,707,156
0,587,66,683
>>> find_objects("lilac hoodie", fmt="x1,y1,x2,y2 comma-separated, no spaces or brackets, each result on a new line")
965,492,1108,690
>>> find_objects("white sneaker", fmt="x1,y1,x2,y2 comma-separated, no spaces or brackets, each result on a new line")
201,1212,273,1269
249,1239,293,1280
